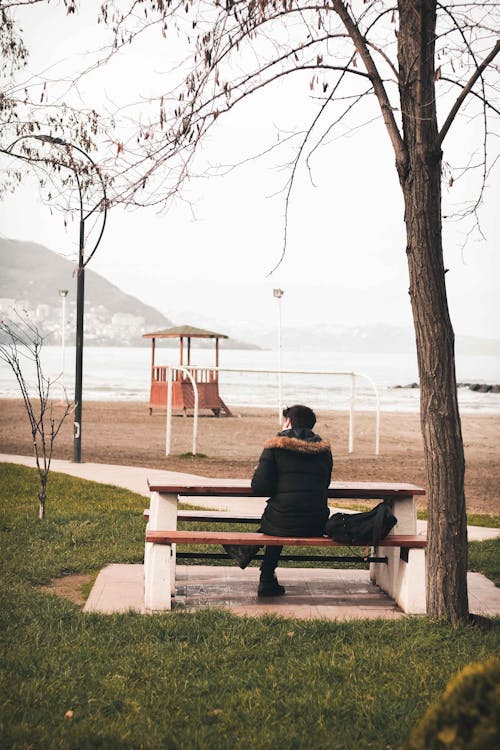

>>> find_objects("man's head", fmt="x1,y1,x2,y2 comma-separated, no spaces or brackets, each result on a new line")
282,404,316,430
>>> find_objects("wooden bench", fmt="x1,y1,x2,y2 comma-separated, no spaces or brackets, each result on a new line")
144,480,427,615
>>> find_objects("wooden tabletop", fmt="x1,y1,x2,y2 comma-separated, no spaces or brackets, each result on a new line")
147,479,425,498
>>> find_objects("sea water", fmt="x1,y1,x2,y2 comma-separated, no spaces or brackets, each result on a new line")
0,345,499,413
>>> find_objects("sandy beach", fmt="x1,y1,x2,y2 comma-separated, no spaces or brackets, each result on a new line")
0,399,498,514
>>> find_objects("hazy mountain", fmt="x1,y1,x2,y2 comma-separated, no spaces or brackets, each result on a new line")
273,324,499,355
0,238,258,349
1,237,172,335
168,310,500,356
2,238,498,355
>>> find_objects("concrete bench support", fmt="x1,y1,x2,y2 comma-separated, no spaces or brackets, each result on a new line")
144,491,178,609
370,495,426,614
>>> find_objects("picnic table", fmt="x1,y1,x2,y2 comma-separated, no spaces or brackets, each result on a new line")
144,479,427,614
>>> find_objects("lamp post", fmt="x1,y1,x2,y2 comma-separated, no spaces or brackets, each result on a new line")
4,134,107,462
273,288,284,422
58,289,68,401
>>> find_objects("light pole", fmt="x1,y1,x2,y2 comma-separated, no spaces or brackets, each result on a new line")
58,289,68,401
4,134,107,462
273,288,284,422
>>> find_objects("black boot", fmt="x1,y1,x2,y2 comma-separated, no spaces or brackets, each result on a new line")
258,573,286,597
223,545,260,570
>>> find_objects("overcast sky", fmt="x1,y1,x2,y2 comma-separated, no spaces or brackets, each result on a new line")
1,2,499,339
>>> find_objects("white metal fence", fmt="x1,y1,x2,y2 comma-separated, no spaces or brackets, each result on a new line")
164,366,380,457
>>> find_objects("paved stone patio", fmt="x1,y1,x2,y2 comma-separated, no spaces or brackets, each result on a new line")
83,563,500,619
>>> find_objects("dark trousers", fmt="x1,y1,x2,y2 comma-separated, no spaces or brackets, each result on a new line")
260,545,283,577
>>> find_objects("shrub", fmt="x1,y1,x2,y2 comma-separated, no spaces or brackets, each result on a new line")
407,656,500,749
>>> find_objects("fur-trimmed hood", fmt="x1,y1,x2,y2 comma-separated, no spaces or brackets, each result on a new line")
264,435,331,454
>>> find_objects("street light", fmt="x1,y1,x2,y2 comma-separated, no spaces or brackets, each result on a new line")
58,289,68,401
4,134,107,462
273,288,284,422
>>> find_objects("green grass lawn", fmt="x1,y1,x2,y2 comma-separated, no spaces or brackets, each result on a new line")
1,463,499,750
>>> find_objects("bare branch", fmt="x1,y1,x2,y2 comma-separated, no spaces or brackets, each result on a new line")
305,85,374,174
267,51,361,276
439,76,500,116
438,38,500,146
331,0,407,171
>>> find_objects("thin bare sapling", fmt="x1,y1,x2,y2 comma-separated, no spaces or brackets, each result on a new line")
0,315,74,519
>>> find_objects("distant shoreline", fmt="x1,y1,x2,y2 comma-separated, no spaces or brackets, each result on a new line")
0,394,499,416
1,346,499,414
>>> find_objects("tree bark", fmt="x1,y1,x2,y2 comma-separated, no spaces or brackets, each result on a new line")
397,1,468,622
38,477,47,520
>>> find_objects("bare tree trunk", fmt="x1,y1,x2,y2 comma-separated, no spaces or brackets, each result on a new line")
38,473,48,519
38,494,46,520
398,0,468,622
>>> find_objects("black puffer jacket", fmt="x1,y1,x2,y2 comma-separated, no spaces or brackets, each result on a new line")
251,428,333,537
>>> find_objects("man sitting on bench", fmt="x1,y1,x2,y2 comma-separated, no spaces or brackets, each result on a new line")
224,404,333,597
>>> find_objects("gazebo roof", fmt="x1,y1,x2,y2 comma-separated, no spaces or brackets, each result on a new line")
143,325,228,340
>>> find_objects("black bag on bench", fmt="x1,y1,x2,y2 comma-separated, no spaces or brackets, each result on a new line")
324,501,397,546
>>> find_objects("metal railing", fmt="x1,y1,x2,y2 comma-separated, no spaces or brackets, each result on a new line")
165,366,199,456
153,365,217,384
163,366,380,457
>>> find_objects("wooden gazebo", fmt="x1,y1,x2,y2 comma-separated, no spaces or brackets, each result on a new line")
143,325,232,416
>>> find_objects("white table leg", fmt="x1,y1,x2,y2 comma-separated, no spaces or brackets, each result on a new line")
371,496,426,614
144,491,178,611
144,542,173,611
394,547,427,614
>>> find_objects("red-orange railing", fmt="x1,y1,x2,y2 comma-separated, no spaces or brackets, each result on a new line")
152,366,218,384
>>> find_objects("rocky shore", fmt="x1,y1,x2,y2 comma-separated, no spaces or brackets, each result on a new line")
393,382,500,393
